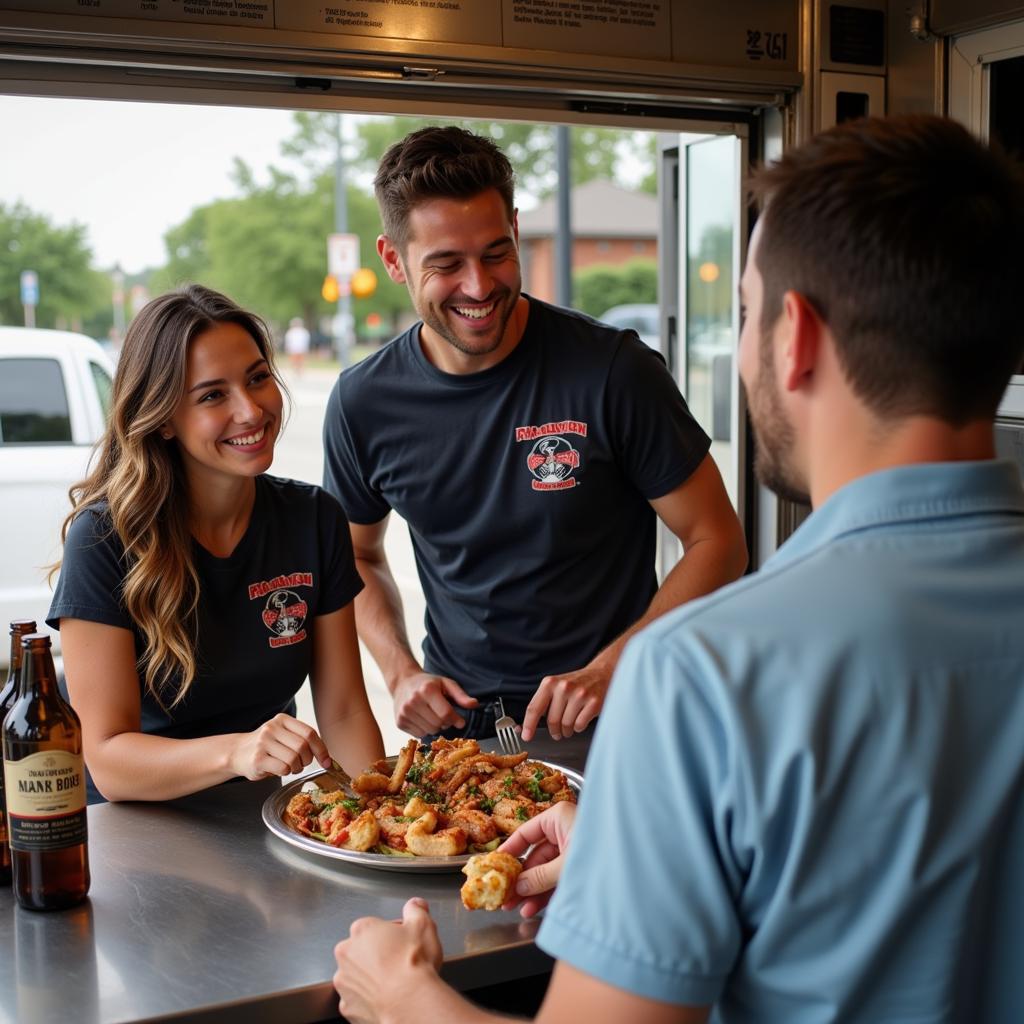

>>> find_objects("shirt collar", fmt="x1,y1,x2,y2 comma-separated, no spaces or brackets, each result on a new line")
765,459,1024,572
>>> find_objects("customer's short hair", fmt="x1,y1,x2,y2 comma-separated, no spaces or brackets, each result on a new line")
374,126,516,250
749,115,1024,423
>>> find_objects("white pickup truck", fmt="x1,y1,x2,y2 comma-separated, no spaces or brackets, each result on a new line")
0,327,114,664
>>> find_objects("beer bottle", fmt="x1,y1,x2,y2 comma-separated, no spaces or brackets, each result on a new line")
0,619,37,884
2,633,90,910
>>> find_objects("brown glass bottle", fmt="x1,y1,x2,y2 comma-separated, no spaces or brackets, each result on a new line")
0,619,37,885
2,633,90,910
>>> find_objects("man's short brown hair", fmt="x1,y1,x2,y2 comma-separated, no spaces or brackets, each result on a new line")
749,115,1024,424
374,126,516,251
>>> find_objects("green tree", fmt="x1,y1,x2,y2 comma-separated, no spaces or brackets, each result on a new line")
153,161,412,339
573,259,658,318
0,202,107,331
282,113,655,200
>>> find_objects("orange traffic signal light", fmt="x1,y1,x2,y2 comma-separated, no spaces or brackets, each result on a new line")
351,267,378,299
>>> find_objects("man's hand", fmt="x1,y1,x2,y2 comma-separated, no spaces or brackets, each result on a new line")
521,664,609,742
334,897,444,1024
391,672,479,736
497,802,576,918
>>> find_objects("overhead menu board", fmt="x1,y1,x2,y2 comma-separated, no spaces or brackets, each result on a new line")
21,1,275,25
278,1,500,45
0,0,798,72
503,1,671,61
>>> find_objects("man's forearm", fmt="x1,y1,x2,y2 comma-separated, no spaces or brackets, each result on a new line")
590,533,747,674
353,557,423,694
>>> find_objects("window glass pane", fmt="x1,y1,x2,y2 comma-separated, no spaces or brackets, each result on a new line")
90,361,113,420
0,358,72,443
685,135,737,503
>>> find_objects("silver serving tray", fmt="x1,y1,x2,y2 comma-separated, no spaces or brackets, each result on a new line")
262,756,584,873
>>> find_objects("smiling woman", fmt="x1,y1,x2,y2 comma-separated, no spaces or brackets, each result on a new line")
45,285,385,804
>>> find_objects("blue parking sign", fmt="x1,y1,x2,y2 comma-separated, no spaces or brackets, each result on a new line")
20,270,39,306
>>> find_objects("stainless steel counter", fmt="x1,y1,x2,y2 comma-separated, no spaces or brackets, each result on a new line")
0,732,590,1024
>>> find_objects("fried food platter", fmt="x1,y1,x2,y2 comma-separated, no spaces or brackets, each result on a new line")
262,743,583,873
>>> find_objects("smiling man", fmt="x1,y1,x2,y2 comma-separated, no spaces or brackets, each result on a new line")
322,126,747,746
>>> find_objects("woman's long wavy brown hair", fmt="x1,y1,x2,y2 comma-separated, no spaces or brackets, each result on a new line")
55,285,286,710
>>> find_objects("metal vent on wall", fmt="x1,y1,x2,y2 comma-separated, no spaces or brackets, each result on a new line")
829,5,886,66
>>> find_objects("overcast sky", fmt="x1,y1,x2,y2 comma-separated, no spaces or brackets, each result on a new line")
2,95,300,274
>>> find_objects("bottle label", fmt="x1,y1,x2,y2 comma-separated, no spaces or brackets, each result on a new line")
4,752,87,851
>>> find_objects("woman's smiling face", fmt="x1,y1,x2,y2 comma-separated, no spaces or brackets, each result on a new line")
165,320,283,486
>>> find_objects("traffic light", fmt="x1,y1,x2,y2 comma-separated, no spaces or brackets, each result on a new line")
321,274,339,303
351,267,378,299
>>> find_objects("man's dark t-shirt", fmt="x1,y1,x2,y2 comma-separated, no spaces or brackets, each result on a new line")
323,296,710,706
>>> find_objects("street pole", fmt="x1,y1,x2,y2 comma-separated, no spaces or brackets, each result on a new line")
555,126,573,308
334,113,353,367
111,265,126,343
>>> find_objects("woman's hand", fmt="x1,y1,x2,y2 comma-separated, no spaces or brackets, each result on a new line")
497,801,577,918
229,712,332,780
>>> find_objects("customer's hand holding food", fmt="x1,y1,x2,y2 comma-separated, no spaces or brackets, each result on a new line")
497,801,577,918
228,712,333,781
334,897,444,1024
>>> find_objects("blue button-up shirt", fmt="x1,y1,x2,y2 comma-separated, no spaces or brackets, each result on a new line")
539,460,1024,1022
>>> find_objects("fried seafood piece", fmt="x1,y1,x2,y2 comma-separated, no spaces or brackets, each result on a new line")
549,787,576,804
460,852,523,911
480,771,518,801
427,739,481,778
402,795,432,818
285,792,319,835
376,814,412,851
449,808,498,847
387,738,419,793
491,797,538,835
318,804,354,843
352,771,391,795
483,751,529,770
327,809,380,851
309,787,349,808
405,810,468,856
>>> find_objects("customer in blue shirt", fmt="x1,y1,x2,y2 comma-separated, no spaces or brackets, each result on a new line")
330,114,1024,1023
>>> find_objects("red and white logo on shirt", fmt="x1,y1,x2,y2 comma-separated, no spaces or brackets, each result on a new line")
514,419,587,491
248,571,313,648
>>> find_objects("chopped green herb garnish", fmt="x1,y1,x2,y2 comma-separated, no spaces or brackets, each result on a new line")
342,798,361,813
515,806,529,822
526,779,546,802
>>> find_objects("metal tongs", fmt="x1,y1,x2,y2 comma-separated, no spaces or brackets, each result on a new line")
318,757,355,794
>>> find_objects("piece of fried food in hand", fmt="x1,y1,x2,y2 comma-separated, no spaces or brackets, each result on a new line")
460,851,523,911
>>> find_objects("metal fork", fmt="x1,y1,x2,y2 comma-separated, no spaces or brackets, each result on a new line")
492,698,523,755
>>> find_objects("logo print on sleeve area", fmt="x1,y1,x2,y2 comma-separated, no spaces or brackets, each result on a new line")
515,420,586,491
248,571,313,648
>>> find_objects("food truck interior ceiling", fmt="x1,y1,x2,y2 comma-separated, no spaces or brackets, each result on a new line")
0,0,1020,561
0,1,949,125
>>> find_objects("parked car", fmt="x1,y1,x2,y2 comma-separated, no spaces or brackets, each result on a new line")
598,303,659,349
0,327,114,664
